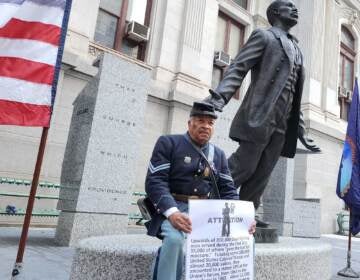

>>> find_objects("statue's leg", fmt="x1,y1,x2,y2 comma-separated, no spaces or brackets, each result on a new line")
228,141,266,190
240,131,286,209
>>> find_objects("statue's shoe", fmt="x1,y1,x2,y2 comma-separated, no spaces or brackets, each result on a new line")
255,217,270,228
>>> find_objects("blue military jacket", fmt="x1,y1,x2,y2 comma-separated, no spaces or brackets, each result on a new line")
145,133,238,237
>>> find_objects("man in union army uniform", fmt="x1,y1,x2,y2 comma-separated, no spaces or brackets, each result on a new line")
145,101,255,280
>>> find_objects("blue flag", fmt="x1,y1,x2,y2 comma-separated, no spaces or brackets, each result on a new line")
337,79,360,235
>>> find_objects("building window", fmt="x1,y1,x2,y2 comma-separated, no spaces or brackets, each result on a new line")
94,0,152,61
94,7,121,49
212,12,245,99
231,0,248,10
338,26,356,121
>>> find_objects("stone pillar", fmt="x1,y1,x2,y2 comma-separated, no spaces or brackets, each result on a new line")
293,0,327,109
55,53,150,246
262,157,321,238
164,0,221,135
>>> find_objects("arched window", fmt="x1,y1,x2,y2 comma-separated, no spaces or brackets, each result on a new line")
338,26,356,121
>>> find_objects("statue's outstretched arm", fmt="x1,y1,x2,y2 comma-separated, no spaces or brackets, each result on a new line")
204,29,268,112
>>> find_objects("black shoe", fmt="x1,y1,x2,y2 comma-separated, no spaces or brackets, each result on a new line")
255,217,270,228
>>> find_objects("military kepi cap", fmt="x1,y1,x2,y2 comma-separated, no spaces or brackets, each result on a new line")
190,101,217,119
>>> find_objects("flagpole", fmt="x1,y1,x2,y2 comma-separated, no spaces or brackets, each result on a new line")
11,127,49,279
337,208,360,278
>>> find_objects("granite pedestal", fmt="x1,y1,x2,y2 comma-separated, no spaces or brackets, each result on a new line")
263,157,321,238
70,234,332,280
55,53,151,246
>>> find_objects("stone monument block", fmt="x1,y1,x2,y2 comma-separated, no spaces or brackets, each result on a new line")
55,53,151,246
263,157,321,238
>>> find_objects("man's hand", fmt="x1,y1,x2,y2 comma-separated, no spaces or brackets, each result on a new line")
168,212,192,233
248,220,256,235
203,89,225,112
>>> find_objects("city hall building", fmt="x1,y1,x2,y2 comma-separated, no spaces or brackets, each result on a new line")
0,0,359,235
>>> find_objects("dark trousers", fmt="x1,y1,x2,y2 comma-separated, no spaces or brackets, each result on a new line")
222,218,230,237
228,131,286,209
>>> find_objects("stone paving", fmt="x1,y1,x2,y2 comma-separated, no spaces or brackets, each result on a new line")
0,227,359,280
323,234,360,280
0,227,73,280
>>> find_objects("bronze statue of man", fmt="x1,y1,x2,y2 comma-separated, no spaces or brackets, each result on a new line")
205,0,320,223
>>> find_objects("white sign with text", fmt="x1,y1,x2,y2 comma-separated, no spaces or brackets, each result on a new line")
186,200,255,280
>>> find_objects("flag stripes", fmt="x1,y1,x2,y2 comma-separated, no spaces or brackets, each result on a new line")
28,0,66,9
0,99,50,126
0,0,71,126
0,0,66,9
0,0,25,4
0,77,51,105
0,6,19,27
0,18,61,45
0,57,54,85
0,38,58,65
0,1,65,27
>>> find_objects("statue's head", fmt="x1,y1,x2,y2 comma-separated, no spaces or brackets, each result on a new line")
266,0,298,28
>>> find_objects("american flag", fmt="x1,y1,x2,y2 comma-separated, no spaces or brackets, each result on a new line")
0,0,72,127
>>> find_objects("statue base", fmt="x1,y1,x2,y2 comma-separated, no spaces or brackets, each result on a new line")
254,227,278,243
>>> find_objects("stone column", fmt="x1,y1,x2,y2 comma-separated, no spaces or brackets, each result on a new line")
293,0,327,109
55,53,151,246
262,158,321,238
